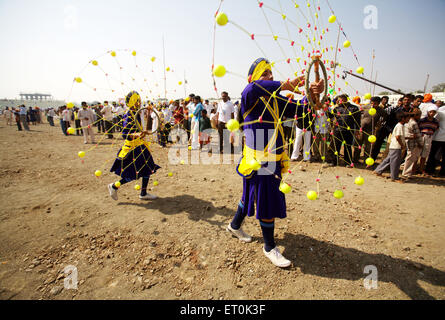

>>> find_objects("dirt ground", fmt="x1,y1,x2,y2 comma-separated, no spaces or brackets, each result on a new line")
0,119,444,300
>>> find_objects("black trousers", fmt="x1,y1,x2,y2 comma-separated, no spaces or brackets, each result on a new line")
426,140,445,176
371,126,391,161
104,120,114,139
75,119,83,135
332,130,354,165
218,121,234,154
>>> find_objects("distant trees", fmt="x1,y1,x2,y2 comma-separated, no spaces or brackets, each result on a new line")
432,83,445,92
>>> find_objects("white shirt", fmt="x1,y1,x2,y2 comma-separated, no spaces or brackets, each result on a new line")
163,108,174,125
48,109,55,117
433,111,445,142
389,122,406,149
62,109,71,122
151,108,159,131
314,109,329,134
101,105,113,121
78,108,95,126
217,100,235,123
187,103,196,117
204,104,213,115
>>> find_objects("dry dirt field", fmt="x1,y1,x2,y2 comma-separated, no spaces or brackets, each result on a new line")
0,119,444,300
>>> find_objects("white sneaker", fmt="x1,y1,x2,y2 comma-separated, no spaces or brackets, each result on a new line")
263,246,291,268
226,224,252,243
139,193,158,200
108,183,118,201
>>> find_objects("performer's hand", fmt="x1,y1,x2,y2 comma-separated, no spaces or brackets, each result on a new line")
310,79,324,95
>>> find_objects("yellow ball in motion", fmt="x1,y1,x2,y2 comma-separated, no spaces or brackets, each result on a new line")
151,56,156,62
110,51,116,57
279,182,292,194
153,181,159,187
226,119,240,132
366,158,375,166
343,40,351,48
333,190,344,199
94,170,102,177
216,12,228,26
134,185,141,191
132,50,137,56
369,108,377,116
213,65,226,78
248,159,261,171
67,127,76,135
364,93,372,100
78,151,86,158
91,60,98,66
75,77,82,83
368,135,377,143
67,102,74,109
356,66,365,74
115,181,121,188
307,191,318,201
168,172,173,177
355,176,365,186
328,15,336,23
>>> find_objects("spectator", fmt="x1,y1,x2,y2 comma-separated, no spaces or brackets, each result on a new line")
418,106,439,175
215,91,235,154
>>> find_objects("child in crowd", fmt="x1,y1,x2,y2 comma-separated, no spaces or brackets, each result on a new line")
199,109,212,150
374,111,409,182
418,106,439,176
402,109,423,179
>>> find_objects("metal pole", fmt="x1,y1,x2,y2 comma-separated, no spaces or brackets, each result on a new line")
424,74,430,93
344,71,405,95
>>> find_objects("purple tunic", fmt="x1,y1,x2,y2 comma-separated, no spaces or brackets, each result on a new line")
237,80,308,220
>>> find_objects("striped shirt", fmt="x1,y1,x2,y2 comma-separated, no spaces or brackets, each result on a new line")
405,118,423,150
418,117,439,136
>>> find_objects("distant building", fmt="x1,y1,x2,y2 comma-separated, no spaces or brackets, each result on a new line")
0,92,65,109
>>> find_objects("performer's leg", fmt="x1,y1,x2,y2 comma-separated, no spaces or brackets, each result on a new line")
140,177,149,196
260,219,276,252
230,200,247,230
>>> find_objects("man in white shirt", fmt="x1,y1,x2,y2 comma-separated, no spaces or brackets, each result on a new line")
47,108,55,126
101,101,114,139
204,99,213,115
216,91,235,154
419,94,436,119
62,107,72,135
78,102,96,144
425,108,445,176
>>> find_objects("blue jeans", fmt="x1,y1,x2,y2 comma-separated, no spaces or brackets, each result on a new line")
60,119,67,135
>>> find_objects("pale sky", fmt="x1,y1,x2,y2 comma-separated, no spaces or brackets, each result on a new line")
0,0,444,102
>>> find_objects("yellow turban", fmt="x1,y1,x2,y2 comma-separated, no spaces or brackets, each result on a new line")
248,58,271,83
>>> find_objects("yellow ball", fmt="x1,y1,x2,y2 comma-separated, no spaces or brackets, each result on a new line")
134,185,141,191
216,12,228,26
75,77,82,83
111,51,116,57
356,66,364,74
151,57,156,62
67,127,75,135
67,102,74,109
95,170,102,177
166,67,170,72
248,159,261,171
368,135,377,143
213,65,226,78
226,119,240,132
178,81,183,85
279,182,292,194
168,172,173,177
328,15,336,23
180,160,185,165
153,181,159,187
343,40,351,48
333,190,344,199
188,146,192,151
366,158,375,166
369,108,377,116
132,50,137,56
364,93,372,100
91,60,98,66
78,151,86,158
115,181,121,188
307,191,318,201
355,176,365,186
